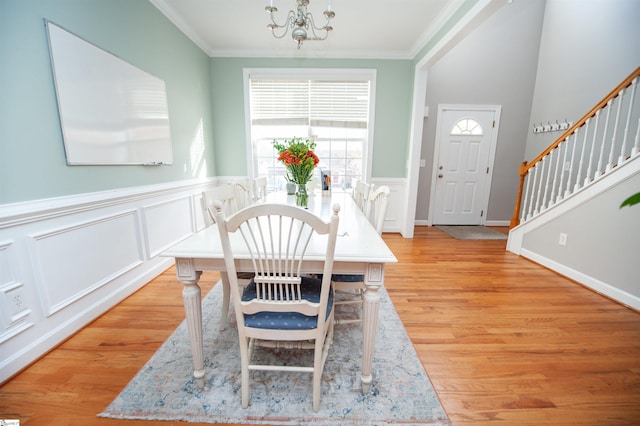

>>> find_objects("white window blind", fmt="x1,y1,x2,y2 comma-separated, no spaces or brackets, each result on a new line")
249,76,371,191
310,80,369,128
250,80,309,125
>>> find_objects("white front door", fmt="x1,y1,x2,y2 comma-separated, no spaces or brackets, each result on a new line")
431,105,500,225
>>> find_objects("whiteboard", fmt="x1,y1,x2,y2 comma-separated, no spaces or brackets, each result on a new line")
46,21,173,165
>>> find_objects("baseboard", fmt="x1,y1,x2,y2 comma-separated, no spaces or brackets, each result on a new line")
485,220,510,227
0,259,172,385
413,220,509,227
520,248,640,312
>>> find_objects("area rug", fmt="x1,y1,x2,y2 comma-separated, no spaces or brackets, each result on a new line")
100,282,450,425
436,225,507,240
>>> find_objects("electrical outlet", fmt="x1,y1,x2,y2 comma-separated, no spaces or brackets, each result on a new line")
6,287,26,318
12,293,24,312
558,233,568,246
1,282,31,326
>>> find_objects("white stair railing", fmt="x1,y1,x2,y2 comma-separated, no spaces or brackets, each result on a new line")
511,67,640,228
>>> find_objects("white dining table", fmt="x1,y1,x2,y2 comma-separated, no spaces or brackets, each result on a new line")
162,190,398,393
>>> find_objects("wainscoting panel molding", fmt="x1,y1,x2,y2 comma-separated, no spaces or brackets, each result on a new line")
28,210,144,316
0,240,34,345
142,196,194,259
0,178,218,384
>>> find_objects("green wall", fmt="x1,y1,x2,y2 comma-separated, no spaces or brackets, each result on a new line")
207,2,484,179
210,58,414,178
0,0,478,205
0,0,215,204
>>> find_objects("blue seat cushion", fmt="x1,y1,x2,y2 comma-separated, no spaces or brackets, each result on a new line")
241,276,333,330
331,274,364,282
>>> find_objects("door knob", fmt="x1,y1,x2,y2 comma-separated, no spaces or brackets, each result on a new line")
438,174,443,178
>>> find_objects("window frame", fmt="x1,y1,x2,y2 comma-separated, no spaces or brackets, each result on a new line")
242,68,377,189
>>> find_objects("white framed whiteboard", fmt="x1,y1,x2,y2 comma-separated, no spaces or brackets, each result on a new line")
45,20,173,165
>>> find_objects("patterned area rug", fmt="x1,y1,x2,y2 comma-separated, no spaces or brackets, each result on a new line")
100,282,450,425
436,225,508,240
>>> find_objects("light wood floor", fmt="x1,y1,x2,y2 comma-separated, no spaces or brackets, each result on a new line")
1,226,639,425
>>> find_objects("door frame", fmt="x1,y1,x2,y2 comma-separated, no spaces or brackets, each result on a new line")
427,104,501,226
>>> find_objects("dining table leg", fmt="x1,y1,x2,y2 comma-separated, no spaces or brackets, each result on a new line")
361,263,384,394
175,258,205,384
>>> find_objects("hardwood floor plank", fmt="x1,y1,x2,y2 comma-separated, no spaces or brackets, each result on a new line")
1,227,639,425
384,227,640,425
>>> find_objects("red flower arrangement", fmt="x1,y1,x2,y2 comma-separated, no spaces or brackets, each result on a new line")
273,137,319,185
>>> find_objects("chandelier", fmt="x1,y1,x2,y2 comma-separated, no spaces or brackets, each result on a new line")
265,0,335,49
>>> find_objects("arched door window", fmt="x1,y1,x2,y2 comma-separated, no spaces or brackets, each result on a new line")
451,118,483,135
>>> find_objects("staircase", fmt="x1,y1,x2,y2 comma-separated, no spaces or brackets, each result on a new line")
507,67,640,310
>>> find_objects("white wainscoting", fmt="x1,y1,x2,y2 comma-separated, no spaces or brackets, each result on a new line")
0,176,408,383
0,178,220,383
30,210,144,317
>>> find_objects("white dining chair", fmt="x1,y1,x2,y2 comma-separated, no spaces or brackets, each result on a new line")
352,180,373,212
253,176,268,201
213,201,340,412
332,185,390,324
201,180,255,226
364,185,391,234
201,183,254,326
201,184,240,226
232,179,253,210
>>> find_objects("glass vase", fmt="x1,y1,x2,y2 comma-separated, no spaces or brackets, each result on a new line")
295,183,309,208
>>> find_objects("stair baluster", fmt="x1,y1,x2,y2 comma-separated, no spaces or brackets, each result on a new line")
584,110,600,186
510,67,640,228
574,118,590,192
565,130,579,197
618,78,637,165
606,91,624,172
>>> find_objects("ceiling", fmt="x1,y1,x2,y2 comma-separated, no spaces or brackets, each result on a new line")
149,0,466,59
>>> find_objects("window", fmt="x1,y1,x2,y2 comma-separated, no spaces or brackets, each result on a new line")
450,118,483,135
245,69,375,191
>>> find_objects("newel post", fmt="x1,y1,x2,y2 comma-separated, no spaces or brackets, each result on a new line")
510,161,528,229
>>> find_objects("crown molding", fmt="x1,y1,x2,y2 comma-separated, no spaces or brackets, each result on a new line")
150,0,503,62
150,0,438,60
207,47,415,60
416,0,506,69
149,0,213,54
408,0,466,58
